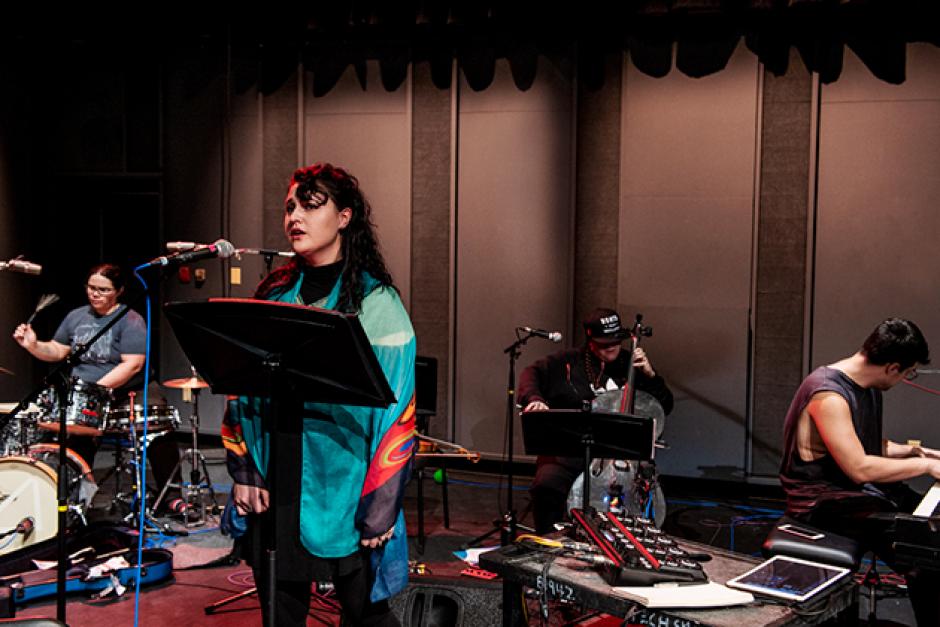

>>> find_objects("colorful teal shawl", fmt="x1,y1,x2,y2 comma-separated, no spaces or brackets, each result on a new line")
231,272,416,601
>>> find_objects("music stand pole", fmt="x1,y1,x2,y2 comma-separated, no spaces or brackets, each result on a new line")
54,373,70,623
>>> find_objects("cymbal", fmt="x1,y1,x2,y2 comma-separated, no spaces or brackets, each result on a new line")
0,366,14,376
162,376,209,390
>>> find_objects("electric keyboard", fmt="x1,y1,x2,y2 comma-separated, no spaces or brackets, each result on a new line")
571,507,708,586
893,482,940,571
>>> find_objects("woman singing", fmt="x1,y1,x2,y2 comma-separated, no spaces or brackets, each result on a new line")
223,163,416,626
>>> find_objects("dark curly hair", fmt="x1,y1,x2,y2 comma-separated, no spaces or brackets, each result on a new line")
861,318,930,370
255,163,396,312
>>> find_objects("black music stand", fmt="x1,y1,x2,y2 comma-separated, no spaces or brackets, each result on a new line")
164,298,396,627
521,408,655,514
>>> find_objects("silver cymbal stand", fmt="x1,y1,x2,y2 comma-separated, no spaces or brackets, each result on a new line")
123,393,176,535
152,379,218,527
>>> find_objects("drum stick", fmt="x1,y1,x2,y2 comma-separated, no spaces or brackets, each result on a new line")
26,294,60,325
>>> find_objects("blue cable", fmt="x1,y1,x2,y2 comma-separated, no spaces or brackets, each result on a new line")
729,513,779,552
132,266,153,627
665,497,784,517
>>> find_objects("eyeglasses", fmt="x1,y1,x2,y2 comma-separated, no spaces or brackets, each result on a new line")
86,284,115,295
904,369,919,381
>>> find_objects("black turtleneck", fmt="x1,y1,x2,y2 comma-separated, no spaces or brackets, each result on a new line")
298,260,344,305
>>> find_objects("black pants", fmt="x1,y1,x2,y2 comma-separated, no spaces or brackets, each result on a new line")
800,487,940,627
251,550,399,627
247,403,399,626
530,457,581,534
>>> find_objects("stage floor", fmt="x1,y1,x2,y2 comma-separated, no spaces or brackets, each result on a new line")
6,444,917,626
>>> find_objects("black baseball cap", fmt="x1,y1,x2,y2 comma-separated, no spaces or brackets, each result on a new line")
583,308,629,345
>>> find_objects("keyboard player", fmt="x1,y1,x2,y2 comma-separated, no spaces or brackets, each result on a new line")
779,318,940,626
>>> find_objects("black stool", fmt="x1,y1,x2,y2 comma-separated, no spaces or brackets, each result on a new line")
763,516,882,622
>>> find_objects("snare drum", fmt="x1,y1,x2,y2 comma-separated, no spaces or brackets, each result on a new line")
0,446,95,556
105,405,180,434
38,378,113,436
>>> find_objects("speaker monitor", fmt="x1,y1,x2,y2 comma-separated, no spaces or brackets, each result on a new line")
390,575,501,627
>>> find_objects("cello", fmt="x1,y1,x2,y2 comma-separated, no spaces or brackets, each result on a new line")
566,314,667,526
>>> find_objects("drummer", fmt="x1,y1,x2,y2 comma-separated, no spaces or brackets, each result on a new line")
12,263,185,514
518,308,674,533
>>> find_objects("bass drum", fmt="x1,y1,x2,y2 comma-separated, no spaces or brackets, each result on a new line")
567,460,667,528
0,446,96,556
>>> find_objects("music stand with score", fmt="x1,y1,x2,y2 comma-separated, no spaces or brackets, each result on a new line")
521,408,655,513
164,298,396,627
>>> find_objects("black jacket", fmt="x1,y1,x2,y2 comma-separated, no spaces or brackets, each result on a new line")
518,346,674,415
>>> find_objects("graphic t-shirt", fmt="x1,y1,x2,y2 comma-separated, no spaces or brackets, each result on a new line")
53,305,146,385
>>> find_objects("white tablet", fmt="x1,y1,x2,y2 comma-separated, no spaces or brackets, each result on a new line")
725,555,851,603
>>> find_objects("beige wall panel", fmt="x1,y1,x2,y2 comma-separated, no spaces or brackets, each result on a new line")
455,60,573,457
227,91,267,298
619,48,759,479
814,47,940,491
303,63,413,305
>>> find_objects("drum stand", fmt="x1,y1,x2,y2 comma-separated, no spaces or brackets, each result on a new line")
117,395,180,535
151,387,217,527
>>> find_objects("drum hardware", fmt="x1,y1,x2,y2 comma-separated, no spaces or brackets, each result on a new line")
96,434,154,518
151,372,218,527
101,393,180,535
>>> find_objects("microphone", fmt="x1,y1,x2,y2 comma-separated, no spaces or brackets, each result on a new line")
165,241,208,253
237,247,295,258
16,517,34,541
1,259,42,275
146,239,236,268
520,326,563,343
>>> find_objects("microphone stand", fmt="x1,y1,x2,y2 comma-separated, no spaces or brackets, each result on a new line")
465,331,538,548
3,303,136,624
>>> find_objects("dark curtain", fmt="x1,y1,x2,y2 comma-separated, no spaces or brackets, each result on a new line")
3,1,939,93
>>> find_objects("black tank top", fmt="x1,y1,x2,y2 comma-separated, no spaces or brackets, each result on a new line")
779,366,883,515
